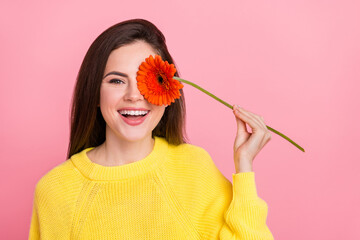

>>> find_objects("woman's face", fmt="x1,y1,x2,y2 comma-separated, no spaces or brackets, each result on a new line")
100,41,166,143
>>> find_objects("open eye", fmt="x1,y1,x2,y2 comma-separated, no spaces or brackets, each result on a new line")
109,79,125,84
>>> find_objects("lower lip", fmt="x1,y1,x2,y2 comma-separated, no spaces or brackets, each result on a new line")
119,112,149,126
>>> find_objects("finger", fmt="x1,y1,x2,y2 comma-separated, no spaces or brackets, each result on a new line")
238,106,268,131
233,105,247,133
260,132,272,149
254,115,268,130
235,106,264,132
251,112,267,130
244,110,271,145
233,105,263,133
235,106,272,153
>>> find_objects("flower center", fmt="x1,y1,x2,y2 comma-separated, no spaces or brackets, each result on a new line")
157,75,164,84
156,73,170,90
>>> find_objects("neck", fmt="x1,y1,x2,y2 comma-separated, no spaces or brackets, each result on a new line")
94,129,155,167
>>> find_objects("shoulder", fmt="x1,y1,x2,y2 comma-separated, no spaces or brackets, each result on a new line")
161,140,233,207
33,159,81,199
166,141,213,167
165,141,229,183
167,141,211,159
156,137,212,167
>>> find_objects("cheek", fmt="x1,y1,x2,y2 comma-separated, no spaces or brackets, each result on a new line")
100,88,121,108
152,107,166,123
99,89,122,122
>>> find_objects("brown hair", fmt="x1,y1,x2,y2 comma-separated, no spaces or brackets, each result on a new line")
67,19,186,159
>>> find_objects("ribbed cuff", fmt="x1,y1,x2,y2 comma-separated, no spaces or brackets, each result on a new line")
232,172,258,199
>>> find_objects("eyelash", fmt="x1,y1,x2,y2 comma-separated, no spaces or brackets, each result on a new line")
109,79,125,84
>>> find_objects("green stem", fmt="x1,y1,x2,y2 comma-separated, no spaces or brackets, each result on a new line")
174,76,305,152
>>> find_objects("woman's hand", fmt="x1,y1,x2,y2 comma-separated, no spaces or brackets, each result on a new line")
232,105,272,173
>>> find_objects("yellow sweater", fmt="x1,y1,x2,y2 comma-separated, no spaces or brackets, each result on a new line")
29,137,274,239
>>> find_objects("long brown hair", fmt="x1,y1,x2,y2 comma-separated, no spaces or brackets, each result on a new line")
67,19,186,159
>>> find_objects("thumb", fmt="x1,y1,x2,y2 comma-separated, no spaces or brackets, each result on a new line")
233,105,247,134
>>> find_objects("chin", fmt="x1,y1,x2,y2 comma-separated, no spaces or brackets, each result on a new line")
104,116,159,144
114,127,153,144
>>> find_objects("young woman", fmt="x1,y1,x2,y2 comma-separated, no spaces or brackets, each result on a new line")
29,19,274,239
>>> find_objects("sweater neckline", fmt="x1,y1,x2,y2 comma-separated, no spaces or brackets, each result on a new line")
70,137,168,181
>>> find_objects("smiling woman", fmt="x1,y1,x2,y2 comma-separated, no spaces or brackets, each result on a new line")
96,41,167,162
28,19,274,239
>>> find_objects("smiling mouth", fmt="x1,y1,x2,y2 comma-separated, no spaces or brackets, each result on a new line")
118,110,149,118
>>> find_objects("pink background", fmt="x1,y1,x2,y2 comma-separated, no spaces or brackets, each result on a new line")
1,0,359,239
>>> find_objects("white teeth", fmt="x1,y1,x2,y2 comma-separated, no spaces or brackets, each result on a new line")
119,110,149,116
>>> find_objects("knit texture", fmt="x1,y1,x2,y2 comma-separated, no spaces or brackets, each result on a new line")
29,137,274,239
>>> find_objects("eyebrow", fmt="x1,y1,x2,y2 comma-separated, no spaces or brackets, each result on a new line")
103,71,129,79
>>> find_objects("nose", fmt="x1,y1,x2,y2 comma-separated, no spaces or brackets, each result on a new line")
124,81,144,102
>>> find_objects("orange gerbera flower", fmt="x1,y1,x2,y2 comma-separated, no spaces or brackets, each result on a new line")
136,55,183,106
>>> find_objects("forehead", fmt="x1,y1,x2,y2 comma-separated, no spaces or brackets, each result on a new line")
105,41,157,73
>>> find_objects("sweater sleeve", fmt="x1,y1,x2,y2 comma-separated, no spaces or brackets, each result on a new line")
219,172,274,240
188,147,274,239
